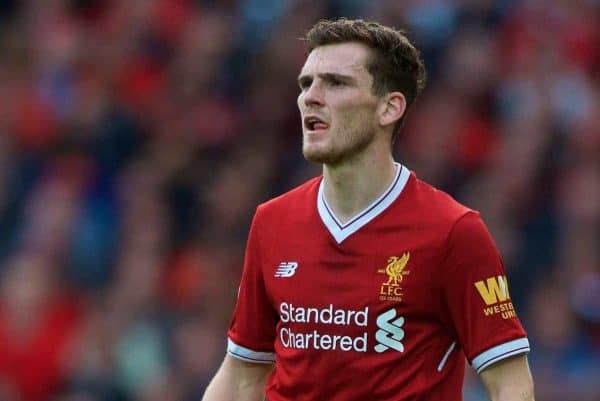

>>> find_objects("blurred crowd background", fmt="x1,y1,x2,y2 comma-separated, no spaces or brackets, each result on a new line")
0,0,598,400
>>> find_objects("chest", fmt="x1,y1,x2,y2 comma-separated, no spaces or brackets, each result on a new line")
261,225,444,319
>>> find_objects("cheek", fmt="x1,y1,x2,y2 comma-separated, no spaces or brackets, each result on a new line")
336,104,375,130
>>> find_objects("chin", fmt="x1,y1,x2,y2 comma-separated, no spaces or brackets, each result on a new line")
302,147,341,164
302,145,326,163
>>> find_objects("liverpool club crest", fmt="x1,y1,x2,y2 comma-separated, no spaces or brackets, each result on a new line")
378,253,410,302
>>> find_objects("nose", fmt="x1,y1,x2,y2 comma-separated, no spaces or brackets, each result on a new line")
302,82,324,107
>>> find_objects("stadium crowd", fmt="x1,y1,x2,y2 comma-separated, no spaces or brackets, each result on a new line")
0,0,598,400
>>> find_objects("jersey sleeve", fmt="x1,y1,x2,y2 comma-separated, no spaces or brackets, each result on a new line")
227,206,277,364
440,211,529,374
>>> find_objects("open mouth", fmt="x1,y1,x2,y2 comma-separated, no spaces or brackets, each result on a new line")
304,116,329,131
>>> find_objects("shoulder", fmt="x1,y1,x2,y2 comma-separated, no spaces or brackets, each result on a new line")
406,172,475,227
397,171,493,254
407,175,498,260
254,176,321,223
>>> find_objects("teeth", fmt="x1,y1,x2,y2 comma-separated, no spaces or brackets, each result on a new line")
307,117,320,130
305,116,325,130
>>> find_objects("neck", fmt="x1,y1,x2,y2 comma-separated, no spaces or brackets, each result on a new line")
322,151,397,224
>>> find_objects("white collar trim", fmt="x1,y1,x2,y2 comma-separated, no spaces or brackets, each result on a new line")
317,163,410,244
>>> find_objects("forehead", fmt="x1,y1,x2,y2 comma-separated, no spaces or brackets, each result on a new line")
301,42,372,77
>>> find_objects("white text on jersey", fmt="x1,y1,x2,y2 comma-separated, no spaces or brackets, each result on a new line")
278,302,368,352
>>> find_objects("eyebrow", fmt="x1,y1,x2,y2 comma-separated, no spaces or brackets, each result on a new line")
297,72,357,87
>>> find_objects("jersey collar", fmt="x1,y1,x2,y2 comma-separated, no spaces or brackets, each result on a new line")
317,163,410,244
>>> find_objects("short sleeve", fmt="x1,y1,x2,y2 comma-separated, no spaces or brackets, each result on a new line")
440,211,529,374
227,207,277,364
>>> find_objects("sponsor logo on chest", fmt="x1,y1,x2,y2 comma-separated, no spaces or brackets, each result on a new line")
276,253,413,354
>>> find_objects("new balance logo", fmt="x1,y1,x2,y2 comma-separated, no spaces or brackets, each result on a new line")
374,308,405,353
275,262,299,278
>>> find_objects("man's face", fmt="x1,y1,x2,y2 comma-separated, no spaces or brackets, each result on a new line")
297,42,382,165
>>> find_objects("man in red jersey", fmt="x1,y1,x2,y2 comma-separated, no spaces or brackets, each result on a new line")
203,18,534,401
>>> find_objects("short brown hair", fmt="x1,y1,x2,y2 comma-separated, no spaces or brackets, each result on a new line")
304,18,427,140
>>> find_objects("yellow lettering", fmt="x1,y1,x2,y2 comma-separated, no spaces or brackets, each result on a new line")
380,284,403,297
474,276,511,305
483,302,515,318
483,307,495,316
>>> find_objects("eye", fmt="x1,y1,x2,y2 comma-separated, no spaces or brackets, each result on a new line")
298,78,312,91
329,79,344,87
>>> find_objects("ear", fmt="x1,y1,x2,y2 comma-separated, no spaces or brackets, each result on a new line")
378,91,407,128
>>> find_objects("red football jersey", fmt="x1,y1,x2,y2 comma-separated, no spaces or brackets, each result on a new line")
228,164,529,401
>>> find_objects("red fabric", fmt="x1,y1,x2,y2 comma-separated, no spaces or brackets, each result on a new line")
439,212,526,364
228,172,528,400
0,299,81,401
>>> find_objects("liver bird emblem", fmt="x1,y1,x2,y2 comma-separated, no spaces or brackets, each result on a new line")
378,253,410,285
